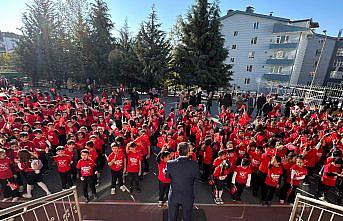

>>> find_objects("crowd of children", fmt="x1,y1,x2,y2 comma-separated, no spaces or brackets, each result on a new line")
0,86,342,207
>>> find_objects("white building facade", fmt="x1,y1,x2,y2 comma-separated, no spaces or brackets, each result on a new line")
0,32,19,53
220,7,319,91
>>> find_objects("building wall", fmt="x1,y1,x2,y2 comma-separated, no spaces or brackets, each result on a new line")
297,34,336,86
289,32,309,84
324,39,343,86
221,13,290,91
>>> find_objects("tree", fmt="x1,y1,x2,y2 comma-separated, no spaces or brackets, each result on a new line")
16,0,61,83
109,19,143,87
173,0,232,91
89,0,114,84
134,6,172,90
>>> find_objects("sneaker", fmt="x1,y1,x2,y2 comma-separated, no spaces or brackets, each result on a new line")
95,183,100,187
111,188,116,195
19,186,24,193
219,198,224,205
120,185,126,192
46,192,51,196
12,197,19,202
302,182,309,186
22,194,32,199
215,198,221,205
143,172,149,176
158,201,163,208
319,196,326,201
280,200,285,204
2,198,10,202
93,194,98,200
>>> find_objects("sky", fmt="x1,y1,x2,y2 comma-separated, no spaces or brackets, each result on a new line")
0,0,342,37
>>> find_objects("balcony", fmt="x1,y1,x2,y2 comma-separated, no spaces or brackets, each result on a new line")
263,73,291,82
329,71,343,79
270,43,298,49
266,58,294,65
273,23,308,33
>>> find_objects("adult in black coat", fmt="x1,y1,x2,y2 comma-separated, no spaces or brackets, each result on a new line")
165,142,200,221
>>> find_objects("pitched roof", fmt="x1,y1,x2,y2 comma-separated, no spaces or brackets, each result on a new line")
220,10,290,22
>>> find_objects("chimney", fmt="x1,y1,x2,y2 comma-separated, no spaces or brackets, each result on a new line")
338,29,342,38
245,6,254,13
227,9,234,15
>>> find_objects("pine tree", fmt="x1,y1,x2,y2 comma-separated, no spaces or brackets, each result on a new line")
16,0,61,83
89,0,114,84
134,6,172,90
109,19,143,87
173,0,232,90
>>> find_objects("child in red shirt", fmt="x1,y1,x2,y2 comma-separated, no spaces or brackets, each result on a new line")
200,137,213,182
125,142,142,193
108,142,126,195
316,157,342,201
232,158,252,201
0,148,19,202
76,149,97,202
213,159,230,205
54,146,73,190
261,156,283,205
156,151,171,207
32,129,51,172
279,156,307,204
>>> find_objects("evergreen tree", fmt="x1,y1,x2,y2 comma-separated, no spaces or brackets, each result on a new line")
134,6,172,90
173,0,232,90
16,0,61,83
89,0,114,84
109,19,143,87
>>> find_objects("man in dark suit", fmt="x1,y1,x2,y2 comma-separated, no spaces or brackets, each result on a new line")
165,142,200,221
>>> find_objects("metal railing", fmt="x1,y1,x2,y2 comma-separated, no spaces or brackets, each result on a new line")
289,194,343,221
0,186,82,221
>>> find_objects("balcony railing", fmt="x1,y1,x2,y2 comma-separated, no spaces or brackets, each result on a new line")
263,73,291,82
266,58,295,65
270,43,298,49
330,71,343,79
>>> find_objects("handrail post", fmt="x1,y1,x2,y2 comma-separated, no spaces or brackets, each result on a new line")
288,193,300,221
72,186,83,221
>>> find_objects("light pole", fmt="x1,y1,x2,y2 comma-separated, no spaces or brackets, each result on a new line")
308,30,327,101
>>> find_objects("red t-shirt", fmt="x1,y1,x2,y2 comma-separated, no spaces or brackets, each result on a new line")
0,158,13,179
287,164,307,186
107,151,125,171
76,159,95,177
126,152,141,173
322,163,340,187
54,155,72,173
213,165,230,180
234,166,252,185
203,145,213,165
19,141,35,152
158,161,171,183
32,137,48,152
259,152,273,173
264,166,283,187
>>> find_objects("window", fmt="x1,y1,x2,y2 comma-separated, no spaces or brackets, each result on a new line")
244,78,250,84
276,35,289,44
270,66,283,73
232,44,237,49
253,22,259,29
233,31,238,36
336,48,343,56
275,51,285,59
333,59,343,67
246,65,253,72
315,49,321,56
230,57,235,62
251,37,257,44
248,51,255,58
314,60,318,66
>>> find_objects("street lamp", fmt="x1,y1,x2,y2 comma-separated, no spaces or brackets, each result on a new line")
308,30,327,101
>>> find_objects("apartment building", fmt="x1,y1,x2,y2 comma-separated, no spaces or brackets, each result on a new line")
220,6,319,91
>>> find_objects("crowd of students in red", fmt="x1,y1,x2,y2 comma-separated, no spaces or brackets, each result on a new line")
0,87,342,207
